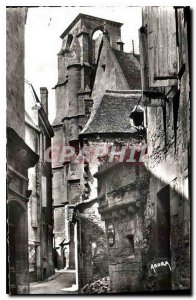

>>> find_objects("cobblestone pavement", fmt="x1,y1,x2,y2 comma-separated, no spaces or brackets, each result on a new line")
30,270,78,294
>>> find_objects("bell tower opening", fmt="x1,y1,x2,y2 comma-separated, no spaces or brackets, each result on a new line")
92,29,103,65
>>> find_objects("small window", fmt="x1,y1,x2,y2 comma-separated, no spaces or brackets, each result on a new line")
130,105,144,127
125,234,134,255
91,242,97,258
62,34,73,53
84,99,93,115
85,106,91,115
66,34,73,51
102,64,106,71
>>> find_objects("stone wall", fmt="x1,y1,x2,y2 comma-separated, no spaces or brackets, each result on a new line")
26,125,41,280
97,162,149,293
140,7,190,291
6,7,35,295
6,8,27,139
25,128,55,281
7,129,38,294
53,13,124,128
108,215,142,293
53,85,68,125
25,84,54,282
91,34,129,112
76,199,109,287
52,11,190,294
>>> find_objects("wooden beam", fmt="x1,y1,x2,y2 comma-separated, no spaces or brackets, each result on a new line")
154,75,178,80
143,90,165,99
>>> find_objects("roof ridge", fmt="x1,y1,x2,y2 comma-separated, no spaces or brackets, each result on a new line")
60,13,123,39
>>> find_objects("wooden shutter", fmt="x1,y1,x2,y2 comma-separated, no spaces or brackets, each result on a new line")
147,6,178,87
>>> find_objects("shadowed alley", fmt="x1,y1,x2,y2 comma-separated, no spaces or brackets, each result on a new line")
30,270,77,294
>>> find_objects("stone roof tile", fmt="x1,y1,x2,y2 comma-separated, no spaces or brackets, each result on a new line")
81,93,143,136
113,49,141,90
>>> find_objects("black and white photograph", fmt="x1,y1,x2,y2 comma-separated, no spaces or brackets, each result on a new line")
5,3,191,295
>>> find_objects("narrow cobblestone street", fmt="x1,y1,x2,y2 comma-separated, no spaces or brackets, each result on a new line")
30,270,78,294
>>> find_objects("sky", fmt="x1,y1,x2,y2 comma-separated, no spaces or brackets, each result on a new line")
25,6,142,124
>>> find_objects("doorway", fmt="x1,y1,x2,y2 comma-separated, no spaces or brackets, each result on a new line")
157,185,171,290
8,203,23,294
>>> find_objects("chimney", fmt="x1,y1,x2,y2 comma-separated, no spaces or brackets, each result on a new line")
116,38,124,51
40,87,48,116
132,40,135,55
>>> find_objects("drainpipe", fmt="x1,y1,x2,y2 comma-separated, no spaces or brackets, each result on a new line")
74,222,79,290
132,40,135,55
39,132,43,281
74,214,82,291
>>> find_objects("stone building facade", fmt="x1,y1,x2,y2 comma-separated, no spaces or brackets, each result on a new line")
52,14,126,278
77,13,146,293
80,90,147,293
138,6,191,291
73,198,109,288
6,8,39,294
80,7,191,293
52,8,190,294
25,84,54,282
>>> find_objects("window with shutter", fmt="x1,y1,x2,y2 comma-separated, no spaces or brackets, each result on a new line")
147,7,178,87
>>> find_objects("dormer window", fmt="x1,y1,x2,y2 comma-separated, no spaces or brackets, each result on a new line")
130,105,144,127
116,38,124,51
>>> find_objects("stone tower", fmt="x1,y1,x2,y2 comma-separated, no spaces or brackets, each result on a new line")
52,14,124,270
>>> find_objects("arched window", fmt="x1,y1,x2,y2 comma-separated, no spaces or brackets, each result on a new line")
62,34,73,53
92,29,103,64
66,34,73,50
92,29,103,40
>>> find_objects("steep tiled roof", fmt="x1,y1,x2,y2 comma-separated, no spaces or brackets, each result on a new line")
113,49,141,89
81,92,144,136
